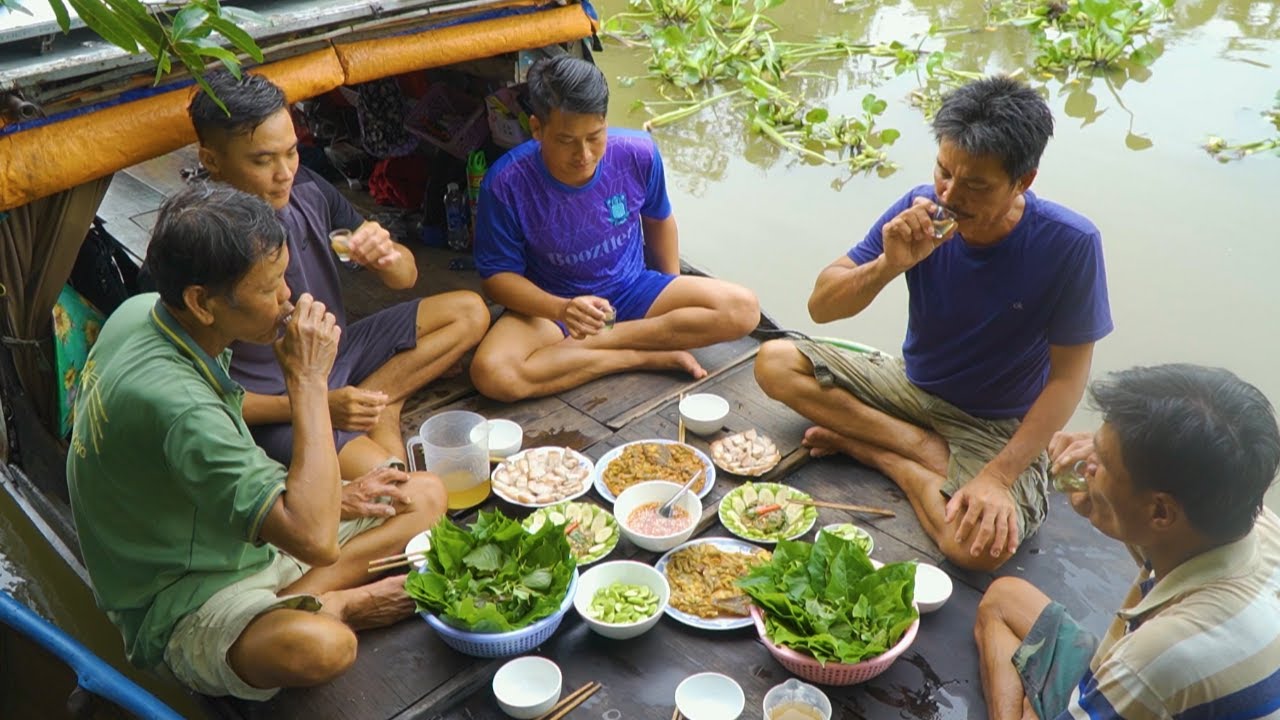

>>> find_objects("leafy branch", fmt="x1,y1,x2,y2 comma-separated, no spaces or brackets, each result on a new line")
0,0,267,112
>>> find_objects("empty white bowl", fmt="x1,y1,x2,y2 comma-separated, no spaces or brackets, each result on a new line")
573,560,670,640
679,394,730,436
676,672,745,720
404,529,432,574
613,481,702,552
472,418,524,460
492,656,562,718
914,562,954,613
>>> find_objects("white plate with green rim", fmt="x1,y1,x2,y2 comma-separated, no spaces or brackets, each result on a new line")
718,482,818,544
654,537,772,631
522,501,619,566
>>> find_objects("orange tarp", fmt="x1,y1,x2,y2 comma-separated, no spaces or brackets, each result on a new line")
0,4,597,212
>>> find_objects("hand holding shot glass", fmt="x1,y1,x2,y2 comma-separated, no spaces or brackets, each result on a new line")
931,203,958,239
330,224,403,267
329,228,353,263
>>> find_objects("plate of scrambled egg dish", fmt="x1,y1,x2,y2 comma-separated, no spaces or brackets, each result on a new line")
593,440,716,503
654,537,772,630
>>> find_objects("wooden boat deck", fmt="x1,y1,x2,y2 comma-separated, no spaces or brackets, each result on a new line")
101,155,1136,720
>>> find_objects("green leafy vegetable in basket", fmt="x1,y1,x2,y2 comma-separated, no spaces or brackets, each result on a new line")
738,531,917,665
405,509,576,632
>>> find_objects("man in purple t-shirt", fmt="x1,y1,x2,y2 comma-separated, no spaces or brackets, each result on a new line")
469,56,759,401
755,76,1113,572
190,71,489,493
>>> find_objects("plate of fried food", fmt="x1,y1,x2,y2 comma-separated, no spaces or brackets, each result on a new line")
709,429,781,477
654,537,772,630
593,440,716,504
491,446,595,508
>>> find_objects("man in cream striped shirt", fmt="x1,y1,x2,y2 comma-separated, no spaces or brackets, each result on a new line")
975,363,1280,720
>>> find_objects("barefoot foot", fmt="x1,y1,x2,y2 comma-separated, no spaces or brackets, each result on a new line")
671,351,707,380
320,574,415,631
802,426,855,458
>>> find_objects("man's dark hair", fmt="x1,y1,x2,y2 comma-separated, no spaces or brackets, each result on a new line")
527,56,609,121
1090,364,1280,542
933,75,1054,182
145,182,286,307
188,70,287,147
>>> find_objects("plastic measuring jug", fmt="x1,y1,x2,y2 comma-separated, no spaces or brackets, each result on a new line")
763,678,832,720
406,410,490,510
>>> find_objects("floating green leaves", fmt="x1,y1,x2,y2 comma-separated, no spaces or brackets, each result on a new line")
1205,92,1280,162
603,0,908,172
989,0,1173,73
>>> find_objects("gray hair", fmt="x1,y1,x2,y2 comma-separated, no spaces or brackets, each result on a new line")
932,76,1054,182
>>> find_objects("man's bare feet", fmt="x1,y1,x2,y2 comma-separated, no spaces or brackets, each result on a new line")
440,359,465,379
802,426,855,458
318,574,415,631
670,350,708,380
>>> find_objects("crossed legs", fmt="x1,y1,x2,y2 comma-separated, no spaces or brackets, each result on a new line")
753,338,1014,572
470,276,759,402
338,291,489,477
974,578,1053,720
225,472,447,691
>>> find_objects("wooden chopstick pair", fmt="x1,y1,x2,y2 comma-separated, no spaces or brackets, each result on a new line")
367,551,424,573
793,498,896,518
677,392,686,444
534,681,601,720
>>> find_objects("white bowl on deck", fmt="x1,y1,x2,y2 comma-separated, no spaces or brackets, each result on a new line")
679,394,730,436
676,672,745,720
573,560,669,640
404,530,432,574
492,656,562,718
914,562,953,614
471,418,524,460
613,481,701,552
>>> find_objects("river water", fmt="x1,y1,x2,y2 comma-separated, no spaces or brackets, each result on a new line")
1,0,1277,715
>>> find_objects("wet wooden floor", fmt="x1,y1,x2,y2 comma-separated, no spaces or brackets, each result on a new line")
105,155,1135,720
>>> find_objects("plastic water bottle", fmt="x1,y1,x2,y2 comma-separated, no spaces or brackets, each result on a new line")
444,182,469,251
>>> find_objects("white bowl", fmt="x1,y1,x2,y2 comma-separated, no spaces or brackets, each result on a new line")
679,394,730,436
405,530,432,574
613,481,702,552
914,562,953,614
818,523,875,557
675,672,745,720
492,656,562,718
573,561,670,640
471,418,524,460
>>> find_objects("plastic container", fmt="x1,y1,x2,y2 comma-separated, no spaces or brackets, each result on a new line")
404,84,489,160
406,410,489,510
443,182,469,251
422,569,578,658
763,678,832,719
750,606,918,685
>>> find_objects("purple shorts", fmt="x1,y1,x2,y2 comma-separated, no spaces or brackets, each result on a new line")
251,299,419,464
555,269,677,336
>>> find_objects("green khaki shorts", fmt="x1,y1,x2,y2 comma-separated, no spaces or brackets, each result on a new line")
162,516,382,701
793,339,1050,541
1012,601,1098,719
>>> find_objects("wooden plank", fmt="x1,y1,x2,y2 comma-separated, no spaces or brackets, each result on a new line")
556,336,758,429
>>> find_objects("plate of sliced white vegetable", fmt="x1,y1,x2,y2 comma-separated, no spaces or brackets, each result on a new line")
522,501,619,565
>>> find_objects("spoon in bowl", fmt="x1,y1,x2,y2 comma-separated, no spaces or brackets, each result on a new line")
658,468,705,519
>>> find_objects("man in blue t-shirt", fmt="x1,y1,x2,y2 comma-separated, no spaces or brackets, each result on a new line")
470,56,760,401
755,76,1113,572
189,71,490,487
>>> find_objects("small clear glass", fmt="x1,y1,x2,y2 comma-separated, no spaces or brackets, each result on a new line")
602,305,616,330
931,204,958,239
1051,459,1090,493
329,228,353,263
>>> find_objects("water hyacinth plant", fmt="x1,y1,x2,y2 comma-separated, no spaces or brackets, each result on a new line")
1205,91,1280,162
990,0,1175,73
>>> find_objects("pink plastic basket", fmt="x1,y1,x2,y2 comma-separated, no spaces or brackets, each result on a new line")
750,605,919,685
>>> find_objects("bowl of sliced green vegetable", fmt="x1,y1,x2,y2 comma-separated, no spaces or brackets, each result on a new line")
573,560,669,639
818,523,874,557
718,483,817,544
406,510,579,658
523,501,619,565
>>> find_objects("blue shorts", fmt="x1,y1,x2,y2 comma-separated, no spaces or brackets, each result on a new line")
251,299,420,464
555,269,677,336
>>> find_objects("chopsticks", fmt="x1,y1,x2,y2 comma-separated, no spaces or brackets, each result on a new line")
793,498,896,518
671,709,682,720
677,392,686,444
366,551,424,574
535,681,601,720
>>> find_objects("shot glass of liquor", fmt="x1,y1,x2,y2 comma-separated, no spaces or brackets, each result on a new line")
1051,459,1090,493
329,228,353,263
931,204,958,239
602,304,617,330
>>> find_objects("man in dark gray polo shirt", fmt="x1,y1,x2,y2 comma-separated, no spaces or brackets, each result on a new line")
189,70,490,483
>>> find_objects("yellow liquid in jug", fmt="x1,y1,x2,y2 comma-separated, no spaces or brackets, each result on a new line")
769,703,827,720
441,470,491,510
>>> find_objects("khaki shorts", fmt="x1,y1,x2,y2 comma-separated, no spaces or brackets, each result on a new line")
793,339,1049,541
163,517,383,701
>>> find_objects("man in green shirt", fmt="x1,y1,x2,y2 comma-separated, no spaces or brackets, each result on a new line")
67,183,446,700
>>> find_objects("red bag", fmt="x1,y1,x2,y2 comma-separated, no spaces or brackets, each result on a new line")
368,156,429,209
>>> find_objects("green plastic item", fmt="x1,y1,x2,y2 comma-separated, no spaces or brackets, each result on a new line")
466,150,487,201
